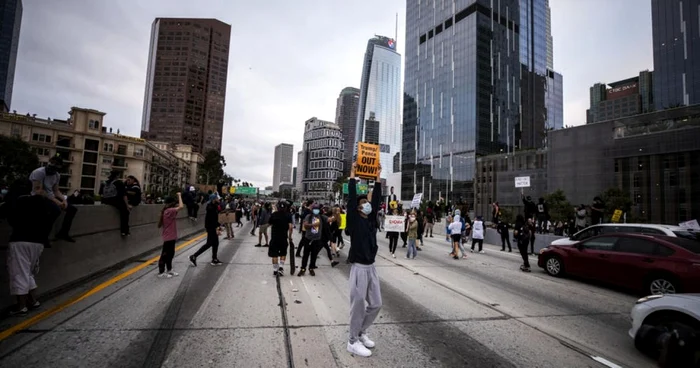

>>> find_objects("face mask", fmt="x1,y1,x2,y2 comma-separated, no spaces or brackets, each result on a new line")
1,189,7,196
361,203,372,215
312,209,320,215
410,216,416,222
45,165,58,175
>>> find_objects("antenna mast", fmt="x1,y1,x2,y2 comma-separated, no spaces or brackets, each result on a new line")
395,12,398,44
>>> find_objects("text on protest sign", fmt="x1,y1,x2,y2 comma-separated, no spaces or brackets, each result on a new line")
384,215,405,232
356,142,380,179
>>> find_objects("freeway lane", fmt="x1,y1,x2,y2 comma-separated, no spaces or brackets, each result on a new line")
0,222,655,367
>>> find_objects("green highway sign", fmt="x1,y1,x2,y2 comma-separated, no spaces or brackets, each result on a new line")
230,186,258,195
342,182,369,195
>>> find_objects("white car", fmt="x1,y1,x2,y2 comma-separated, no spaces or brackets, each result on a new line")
551,223,697,247
629,294,700,366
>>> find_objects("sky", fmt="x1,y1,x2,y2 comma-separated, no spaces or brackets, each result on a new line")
12,0,654,188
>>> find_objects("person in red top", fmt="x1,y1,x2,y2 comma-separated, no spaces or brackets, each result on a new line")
157,192,184,278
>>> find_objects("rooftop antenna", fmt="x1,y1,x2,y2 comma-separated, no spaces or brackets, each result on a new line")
395,12,398,45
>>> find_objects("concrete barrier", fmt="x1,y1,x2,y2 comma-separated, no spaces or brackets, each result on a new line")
0,204,207,311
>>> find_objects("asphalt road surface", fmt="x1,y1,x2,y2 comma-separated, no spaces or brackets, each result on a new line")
0,222,656,368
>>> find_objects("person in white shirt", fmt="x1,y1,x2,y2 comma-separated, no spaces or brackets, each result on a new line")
470,216,485,254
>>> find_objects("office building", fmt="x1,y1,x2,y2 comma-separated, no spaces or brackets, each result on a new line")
355,35,402,190
402,1,522,205
140,18,231,154
0,107,202,196
300,117,343,200
335,87,360,175
296,150,304,192
272,143,293,191
0,0,22,112
587,71,654,124
652,0,700,109
364,112,380,145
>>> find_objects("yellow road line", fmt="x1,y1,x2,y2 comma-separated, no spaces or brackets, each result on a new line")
0,232,207,341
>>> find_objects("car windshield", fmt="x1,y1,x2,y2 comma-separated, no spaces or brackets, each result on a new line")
672,230,700,241
664,236,700,254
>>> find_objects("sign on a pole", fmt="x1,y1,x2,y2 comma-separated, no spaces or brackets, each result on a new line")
384,215,405,232
411,193,423,209
514,176,531,188
342,182,369,195
230,186,258,195
356,142,380,180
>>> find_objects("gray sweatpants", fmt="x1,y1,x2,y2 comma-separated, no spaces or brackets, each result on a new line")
348,263,382,343
8,241,43,295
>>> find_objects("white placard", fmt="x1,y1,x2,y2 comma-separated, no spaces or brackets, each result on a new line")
411,193,423,209
384,215,405,232
514,176,531,188
679,219,700,230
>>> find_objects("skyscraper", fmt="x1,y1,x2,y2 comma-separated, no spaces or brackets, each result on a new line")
272,143,293,191
300,117,343,200
652,0,700,109
296,150,304,192
141,18,231,154
335,87,359,176
355,35,402,190
0,0,22,112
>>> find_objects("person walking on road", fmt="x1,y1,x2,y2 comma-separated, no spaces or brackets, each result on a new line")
269,200,293,277
346,163,382,358
298,204,325,276
405,210,419,259
497,220,512,252
255,203,271,247
470,215,485,253
449,215,465,260
386,207,400,258
513,214,531,272
527,218,537,255
189,194,222,266
424,209,434,237
157,193,184,278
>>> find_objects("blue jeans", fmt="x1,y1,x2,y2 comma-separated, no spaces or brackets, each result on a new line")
407,238,417,258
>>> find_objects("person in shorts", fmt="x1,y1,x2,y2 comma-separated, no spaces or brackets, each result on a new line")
268,200,293,276
256,202,272,247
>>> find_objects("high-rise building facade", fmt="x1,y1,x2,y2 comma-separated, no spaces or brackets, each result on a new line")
296,150,304,192
0,0,22,112
652,0,700,109
402,1,522,204
272,143,293,191
141,18,231,154
300,117,343,200
335,87,360,176
587,71,654,124
355,35,402,190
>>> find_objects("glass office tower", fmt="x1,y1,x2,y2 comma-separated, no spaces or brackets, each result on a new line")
0,0,22,112
402,1,521,205
652,0,700,109
355,35,402,190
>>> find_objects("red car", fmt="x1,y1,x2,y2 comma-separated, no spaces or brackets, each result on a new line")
538,233,700,295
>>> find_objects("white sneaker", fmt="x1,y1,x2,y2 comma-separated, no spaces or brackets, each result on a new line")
392,253,396,258
157,273,172,279
168,271,179,277
359,334,375,348
347,341,372,357
479,250,485,254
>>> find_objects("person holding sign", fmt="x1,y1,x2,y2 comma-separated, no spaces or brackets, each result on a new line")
345,162,382,358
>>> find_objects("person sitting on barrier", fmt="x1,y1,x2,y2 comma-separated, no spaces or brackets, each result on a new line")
29,155,78,243
100,170,130,237
125,176,142,209
5,179,55,316
183,186,199,221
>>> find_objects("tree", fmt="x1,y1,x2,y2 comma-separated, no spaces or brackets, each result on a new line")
600,187,636,222
0,135,39,187
543,189,572,223
198,150,226,185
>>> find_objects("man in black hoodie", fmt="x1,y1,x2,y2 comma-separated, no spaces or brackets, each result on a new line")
522,194,537,221
345,163,382,358
189,194,222,266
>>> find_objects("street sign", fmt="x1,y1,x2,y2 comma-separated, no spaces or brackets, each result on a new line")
230,186,258,195
514,176,531,188
342,182,369,194
356,142,380,180
384,215,405,232
411,193,423,209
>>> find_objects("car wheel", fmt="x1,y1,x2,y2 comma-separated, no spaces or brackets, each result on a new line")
545,256,563,277
646,275,678,295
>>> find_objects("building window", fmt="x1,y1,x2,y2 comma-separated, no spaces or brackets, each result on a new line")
104,143,114,152
32,147,51,156
88,120,99,130
103,156,113,164
31,133,52,143
134,148,144,157
85,139,99,151
101,168,112,177
11,126,21,137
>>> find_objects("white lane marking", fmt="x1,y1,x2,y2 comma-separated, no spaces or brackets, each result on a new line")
591,356,624,368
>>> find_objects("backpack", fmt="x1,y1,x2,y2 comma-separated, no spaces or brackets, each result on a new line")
102,180,118,199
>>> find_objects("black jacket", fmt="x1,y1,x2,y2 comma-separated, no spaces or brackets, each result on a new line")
205,202,220,231
8,195,55,245
497,221,510,236
346,178,382,265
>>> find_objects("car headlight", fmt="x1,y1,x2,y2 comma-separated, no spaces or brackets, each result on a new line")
636,295,664,304
539,248,549,254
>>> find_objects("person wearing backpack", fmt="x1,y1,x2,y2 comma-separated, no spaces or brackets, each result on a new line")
100,170,130,236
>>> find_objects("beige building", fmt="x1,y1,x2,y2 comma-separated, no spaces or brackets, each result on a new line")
0,107,202,197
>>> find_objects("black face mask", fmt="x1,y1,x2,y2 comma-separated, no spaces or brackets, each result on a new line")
45,165,58,175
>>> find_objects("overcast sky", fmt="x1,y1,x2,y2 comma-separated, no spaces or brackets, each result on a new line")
12,0,653,188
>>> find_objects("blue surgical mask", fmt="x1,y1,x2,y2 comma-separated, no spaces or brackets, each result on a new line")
312,209,320,215
1,189,7,196
361,203,372,215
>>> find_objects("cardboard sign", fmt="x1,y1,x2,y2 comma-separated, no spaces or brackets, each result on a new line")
514,176,530,188
679,219,700,230
356,142,380,179
411,193,423,209
384,215,405,232
611,209,623,223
